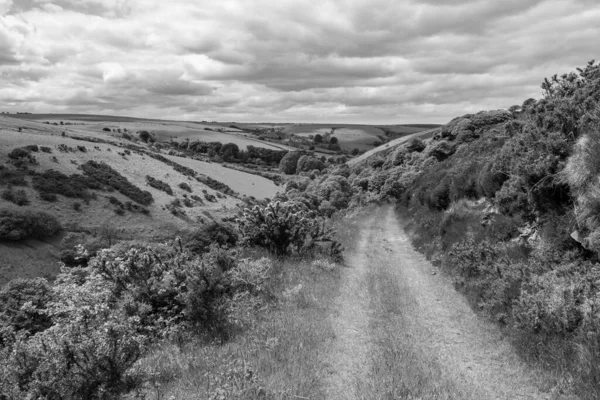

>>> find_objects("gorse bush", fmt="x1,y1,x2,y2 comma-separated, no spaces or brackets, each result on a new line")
238,201,342,259
0,239,272,399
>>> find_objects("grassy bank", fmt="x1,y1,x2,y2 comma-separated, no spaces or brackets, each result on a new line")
398,202,598,399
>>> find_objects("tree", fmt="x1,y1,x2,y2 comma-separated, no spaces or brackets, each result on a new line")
278,151,302,175
329,136,338,145
313,134,323,144
220,143,240,161
138,130,150,142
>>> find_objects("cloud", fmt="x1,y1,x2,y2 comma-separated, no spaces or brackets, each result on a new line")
0,0,598,123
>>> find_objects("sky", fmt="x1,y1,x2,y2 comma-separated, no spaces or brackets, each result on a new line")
0,0,598,124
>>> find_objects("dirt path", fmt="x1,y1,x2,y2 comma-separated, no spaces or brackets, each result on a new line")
324,206,566,400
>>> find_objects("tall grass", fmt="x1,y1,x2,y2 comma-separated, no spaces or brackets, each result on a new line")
132,251,342,399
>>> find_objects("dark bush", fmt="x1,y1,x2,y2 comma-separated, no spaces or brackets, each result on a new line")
146,175,173,195
0,168,27,186
179,182,192,192
8,147,30,160
77,145,87,152
138,130,150,142
24,145,39,152
39,192,57,202
102,127,111,132
80,161,153,205
0,208,61,241
1,189,29,206
185,223,238,255
279,151,302,175
40,146,52,153
406,138,426,152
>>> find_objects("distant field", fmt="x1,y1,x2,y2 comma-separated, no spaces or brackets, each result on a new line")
9,114,294,151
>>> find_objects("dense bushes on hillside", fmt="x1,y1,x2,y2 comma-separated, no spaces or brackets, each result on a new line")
0,240,272,398
1,188,29,206
31,169,100,200
0,208,61,240
80,160,153,205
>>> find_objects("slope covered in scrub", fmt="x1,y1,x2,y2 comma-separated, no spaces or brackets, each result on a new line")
272,60,600,396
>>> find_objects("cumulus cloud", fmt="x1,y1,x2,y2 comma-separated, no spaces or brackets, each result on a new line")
0,0,598,123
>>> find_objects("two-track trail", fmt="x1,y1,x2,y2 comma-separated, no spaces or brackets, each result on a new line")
323,206,567,400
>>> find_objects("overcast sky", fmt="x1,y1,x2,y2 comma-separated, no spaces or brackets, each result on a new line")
0,0,598,124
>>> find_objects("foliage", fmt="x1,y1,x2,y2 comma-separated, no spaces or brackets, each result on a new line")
0,278,53,344
563,105,600,251
279,151,302,175
296,155,325,173
1,188,29,206
237,201,342,259
80,160,153,205
0,238,273,398
0,208,61,241
179,182,192,192
31,169,100,200
185,222,238,255
146,175,173,195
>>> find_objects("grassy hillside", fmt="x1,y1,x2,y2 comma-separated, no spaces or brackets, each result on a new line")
0,116,284,286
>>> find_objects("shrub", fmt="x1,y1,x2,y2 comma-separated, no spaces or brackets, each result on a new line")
406,138,426,152
80,161,153,205
138,130,150,142
1,189,29,206
102,127,111,132
39,192,57,202
77,145,86,152
0,208,61,241
40,146,52,153
238,201,342,259
178,182,192,192
185,223,238,255
8,147,30,160
0,278,53,343
146,175,173,195
24,145,39,152
31,169,98,200
0,167,27,186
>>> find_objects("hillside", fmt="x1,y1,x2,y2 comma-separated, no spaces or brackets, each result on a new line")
0,115,281,286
